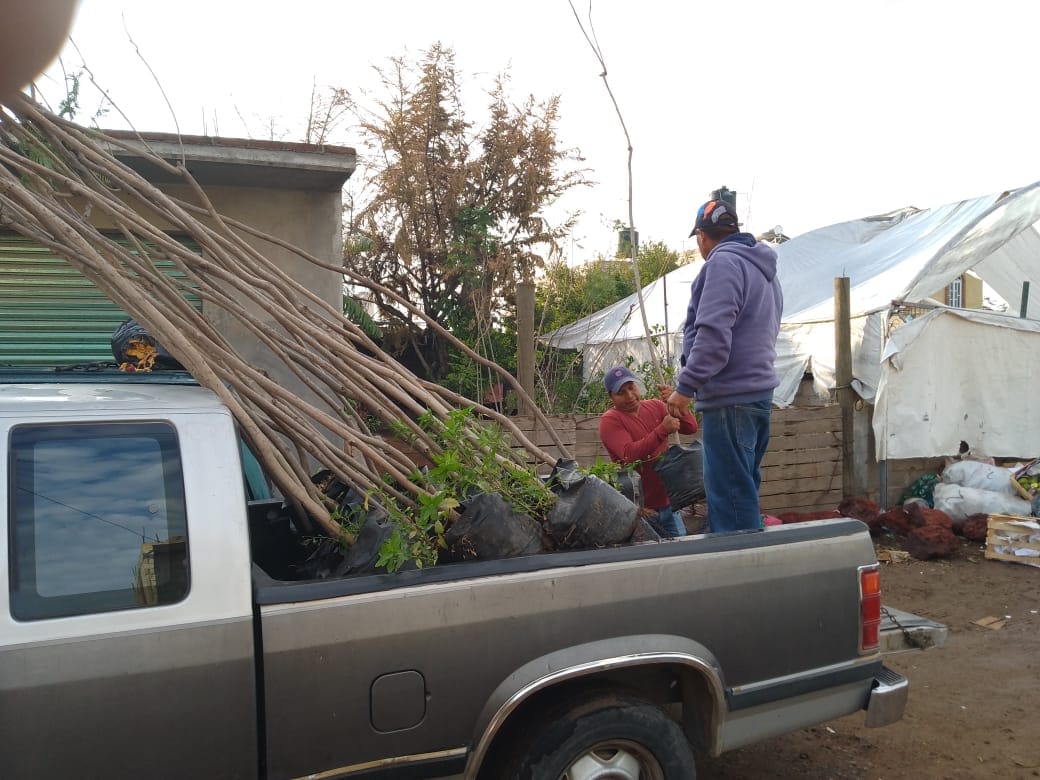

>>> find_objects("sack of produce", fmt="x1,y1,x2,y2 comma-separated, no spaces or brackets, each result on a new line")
941,459,1017,497
932,482,1031,522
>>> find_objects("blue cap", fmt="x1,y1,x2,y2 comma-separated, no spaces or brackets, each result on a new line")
604,366,642,394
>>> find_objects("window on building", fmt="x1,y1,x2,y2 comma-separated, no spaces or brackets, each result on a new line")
8,422,190,620
947,276,963,308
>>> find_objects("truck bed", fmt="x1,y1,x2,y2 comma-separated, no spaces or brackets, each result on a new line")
252,518,886,778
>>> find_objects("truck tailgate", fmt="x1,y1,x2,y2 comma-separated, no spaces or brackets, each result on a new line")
880,605,948,653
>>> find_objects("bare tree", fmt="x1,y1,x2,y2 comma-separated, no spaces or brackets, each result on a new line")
348,44,589,383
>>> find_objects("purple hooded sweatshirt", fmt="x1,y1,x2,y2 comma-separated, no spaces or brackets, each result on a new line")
676,233,783,410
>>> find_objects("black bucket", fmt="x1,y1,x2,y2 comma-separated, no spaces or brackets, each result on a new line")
443,492,546,562
654,441,705,510
615,468,643,507
333,510,397,577
628,515,663,544
545,474,638,548
546,457,583,492
547,458,642,508
302,469,402,578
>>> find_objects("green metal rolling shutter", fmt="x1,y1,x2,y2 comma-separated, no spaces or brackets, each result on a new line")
0,232,202,366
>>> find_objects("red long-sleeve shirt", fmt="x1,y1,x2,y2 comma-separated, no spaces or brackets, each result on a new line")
598,398,698,510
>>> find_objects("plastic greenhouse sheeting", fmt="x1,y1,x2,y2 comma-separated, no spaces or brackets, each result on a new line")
541,181,1040,410
873,307,1040,460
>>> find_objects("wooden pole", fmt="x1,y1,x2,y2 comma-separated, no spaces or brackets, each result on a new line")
834,277,855,498
516,279,536,416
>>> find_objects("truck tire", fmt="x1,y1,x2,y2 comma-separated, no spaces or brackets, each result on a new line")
508,693,696,780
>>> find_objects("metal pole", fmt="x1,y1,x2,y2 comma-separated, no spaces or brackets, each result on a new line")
879,460,889,511
1020,281,1030,319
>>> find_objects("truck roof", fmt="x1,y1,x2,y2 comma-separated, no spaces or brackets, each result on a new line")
0,367,226,415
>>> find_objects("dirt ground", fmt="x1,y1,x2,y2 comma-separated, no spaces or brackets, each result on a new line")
697,531,1040,780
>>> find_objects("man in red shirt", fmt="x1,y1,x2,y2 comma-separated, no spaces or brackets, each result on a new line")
599,366,699,537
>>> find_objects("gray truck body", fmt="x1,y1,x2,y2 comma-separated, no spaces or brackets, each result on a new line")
0,374,930,779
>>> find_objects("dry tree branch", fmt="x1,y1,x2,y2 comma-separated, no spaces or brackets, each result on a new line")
0,95,572,541
566,1,664,384
120,12,184,165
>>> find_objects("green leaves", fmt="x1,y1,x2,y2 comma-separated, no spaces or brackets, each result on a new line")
582,457,625,488
372,405,557,573
375,529,407,572
342,294,383,340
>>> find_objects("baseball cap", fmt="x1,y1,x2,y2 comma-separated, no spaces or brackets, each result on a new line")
604,366,644,395
688,199,741,237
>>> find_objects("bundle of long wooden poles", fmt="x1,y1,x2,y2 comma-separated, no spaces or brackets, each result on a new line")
0,95,572,539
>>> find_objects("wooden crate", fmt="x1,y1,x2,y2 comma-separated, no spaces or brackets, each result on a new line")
985,514,1040,568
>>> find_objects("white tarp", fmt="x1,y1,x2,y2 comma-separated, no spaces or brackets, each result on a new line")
540,259,705,380
874,308,1040,459
541,182,1040,410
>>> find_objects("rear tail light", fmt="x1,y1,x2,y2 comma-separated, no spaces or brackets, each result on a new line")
860,565,881,653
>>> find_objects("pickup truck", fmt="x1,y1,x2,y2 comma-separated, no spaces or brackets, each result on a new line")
0,369,944,780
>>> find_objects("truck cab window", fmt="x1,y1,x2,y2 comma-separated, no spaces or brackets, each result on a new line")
8,422,190,620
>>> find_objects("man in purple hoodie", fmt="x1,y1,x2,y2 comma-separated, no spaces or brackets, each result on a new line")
666,199,783,532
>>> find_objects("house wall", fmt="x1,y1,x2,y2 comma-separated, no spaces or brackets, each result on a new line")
928,274,983,309
162,183,343,398
964,274,983,308
88,183,343,403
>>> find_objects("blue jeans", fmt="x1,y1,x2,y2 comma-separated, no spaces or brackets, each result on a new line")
648,507,686,537
701,400,771,533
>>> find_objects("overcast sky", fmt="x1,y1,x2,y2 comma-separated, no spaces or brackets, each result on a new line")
37,0,1040,263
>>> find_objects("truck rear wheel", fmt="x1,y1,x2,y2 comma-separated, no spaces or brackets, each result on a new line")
508,692,696,779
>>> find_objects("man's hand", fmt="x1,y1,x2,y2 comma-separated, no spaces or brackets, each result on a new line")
667,390,693,419
660,413,681,434
656,383,673,402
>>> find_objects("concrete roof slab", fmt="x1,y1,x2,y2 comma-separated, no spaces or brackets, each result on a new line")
101,131,357,191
